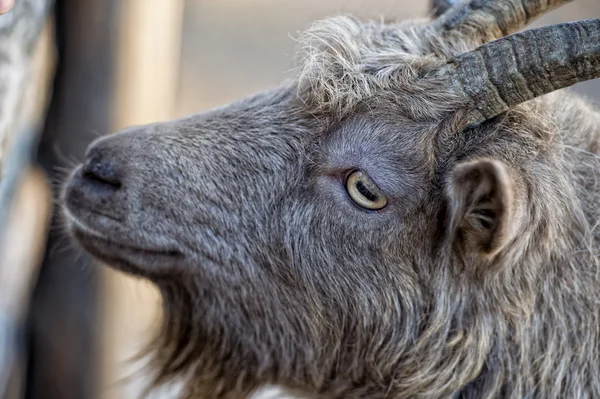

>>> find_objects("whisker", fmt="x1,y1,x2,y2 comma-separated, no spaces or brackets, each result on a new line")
51,144,80,169
89,129,103,138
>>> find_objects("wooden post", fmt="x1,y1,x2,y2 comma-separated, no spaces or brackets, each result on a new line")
27,0,123,398
28,1,184,398
104,2,184,397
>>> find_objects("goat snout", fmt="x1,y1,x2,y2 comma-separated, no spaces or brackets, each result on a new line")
63,138,128,223
82,142,123,191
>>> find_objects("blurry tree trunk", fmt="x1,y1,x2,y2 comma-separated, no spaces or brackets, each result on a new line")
27,0,123,398
0,0,54,397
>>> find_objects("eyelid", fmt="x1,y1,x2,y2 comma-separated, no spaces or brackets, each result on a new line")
342,168,359,185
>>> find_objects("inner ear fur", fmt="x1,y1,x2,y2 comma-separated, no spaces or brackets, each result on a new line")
446,159,519,257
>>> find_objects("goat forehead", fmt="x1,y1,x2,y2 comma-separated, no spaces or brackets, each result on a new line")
295,16,437,116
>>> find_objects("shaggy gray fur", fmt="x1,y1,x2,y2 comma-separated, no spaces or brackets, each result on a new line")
62,1,600,398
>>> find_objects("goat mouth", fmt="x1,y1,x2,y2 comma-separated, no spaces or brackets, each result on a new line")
67,215,184,278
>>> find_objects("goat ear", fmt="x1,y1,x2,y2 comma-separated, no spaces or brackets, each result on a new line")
447,159,518,257
431,0,459,18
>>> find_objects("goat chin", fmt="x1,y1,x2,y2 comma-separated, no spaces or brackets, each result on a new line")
143,377,304,399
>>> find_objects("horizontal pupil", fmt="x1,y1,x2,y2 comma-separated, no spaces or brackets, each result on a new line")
356,180,378,202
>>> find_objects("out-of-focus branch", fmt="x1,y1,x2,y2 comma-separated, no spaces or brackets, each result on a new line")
0,0,54,397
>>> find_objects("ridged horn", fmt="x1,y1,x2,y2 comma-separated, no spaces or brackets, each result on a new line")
435,19,600,125
433,0,574,43
431,0,462,18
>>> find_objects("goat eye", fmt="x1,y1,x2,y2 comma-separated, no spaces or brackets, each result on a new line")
345,170,388,210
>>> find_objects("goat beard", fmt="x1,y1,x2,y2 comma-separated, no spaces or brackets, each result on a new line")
141,278,330,399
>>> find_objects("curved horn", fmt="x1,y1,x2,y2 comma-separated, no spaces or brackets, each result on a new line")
431,0,462,18
433,0,574,44
436,19,600,125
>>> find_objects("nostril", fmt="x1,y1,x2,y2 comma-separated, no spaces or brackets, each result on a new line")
83,168,121,189
82,154,122,189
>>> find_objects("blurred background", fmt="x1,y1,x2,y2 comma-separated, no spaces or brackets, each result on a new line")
0,0,598,398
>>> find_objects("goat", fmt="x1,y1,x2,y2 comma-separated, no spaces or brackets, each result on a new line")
62,0,600,397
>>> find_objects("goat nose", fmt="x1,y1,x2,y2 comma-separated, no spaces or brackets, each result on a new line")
82,145,122,191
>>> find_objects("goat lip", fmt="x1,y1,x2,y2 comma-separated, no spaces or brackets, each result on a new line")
70,225,184,277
